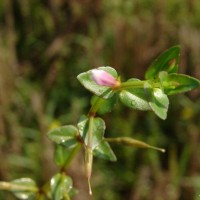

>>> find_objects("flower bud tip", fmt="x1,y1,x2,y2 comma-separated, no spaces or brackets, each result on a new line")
91,69,119,87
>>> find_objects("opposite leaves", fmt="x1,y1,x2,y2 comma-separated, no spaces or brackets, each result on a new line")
77,115,117,161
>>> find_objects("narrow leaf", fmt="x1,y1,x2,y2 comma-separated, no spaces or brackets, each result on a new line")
145,46,180,79
162,73,200,95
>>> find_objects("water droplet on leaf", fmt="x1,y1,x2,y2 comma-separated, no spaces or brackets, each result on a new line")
131,101,136,106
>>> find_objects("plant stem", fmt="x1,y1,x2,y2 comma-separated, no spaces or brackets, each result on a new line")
119,80,146,89
87,116,94,150
89,96,104,115
63,144,82,170
85,116,94,195
118,80,161,90
0,181,38,192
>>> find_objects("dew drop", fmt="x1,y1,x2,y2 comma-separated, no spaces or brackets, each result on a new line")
79,126,83,131
131,101,136,107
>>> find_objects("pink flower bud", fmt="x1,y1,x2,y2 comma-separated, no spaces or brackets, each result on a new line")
91,69,120,88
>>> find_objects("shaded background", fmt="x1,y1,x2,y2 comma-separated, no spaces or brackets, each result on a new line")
0,0,200,199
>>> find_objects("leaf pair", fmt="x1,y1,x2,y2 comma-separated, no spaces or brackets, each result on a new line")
47,117,116,163
77,115,116,162
145,45,199,95
77,46,200,120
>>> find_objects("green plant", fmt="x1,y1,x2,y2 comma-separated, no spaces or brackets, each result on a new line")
0,46,199,200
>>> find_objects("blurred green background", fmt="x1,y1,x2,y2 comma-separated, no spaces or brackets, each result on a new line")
0,0,200,199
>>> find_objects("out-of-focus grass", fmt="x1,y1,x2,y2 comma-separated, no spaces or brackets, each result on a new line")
0,0,200,199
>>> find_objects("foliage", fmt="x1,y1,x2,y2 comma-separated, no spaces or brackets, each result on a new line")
0,45,199,199
1,1,200,200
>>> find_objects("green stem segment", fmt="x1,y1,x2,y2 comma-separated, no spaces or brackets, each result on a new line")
85,116,94,195
63,144,81,170
89,97,104,115
119,80,162,91
119,80,146,90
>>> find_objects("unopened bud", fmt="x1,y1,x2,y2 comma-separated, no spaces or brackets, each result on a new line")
91,69,120,88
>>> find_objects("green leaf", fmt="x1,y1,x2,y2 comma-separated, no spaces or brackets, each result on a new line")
145,46,180,79
11,178,37,200
119,78,151,111
54,145,70,167
93,141,117,161
54,144,81,168
77,116,105,149
161,73,200,95
91,94,117,115
54,145,66,166
50,173,73,200
77,66,118,99
145,83,169,120
47,125,78,148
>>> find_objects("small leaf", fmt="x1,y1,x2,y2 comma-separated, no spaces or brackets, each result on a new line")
77,66,118,99
11,178,37,200
119,79,151,111
93,141,117,161
145,46,180,79
77,116,105,149
50,173,73,200
162,73,200,95
91,94,117,115
47,125,78,148
145,83,169,120
54,145,72,167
